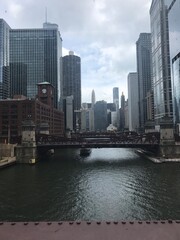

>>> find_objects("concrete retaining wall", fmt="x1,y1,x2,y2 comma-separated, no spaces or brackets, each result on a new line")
0,144,16,158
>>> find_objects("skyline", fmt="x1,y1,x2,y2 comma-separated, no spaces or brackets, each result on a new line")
0,0,151,103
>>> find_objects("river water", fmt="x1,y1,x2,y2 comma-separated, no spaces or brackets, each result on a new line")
0,148,180,221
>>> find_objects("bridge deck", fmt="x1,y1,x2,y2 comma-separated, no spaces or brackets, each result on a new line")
37,142,159,149
0,221,180,240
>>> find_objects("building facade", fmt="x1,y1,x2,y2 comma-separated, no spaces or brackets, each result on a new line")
113,87,119,110
168,0,180,124
0,19,10,99
150,0,173,123
94,101,107,131
0,81,64,143
62,51,81,111
128,73,139,131
119,92,125,130
9,22,62,108
136,33,152,130
63,95,74,131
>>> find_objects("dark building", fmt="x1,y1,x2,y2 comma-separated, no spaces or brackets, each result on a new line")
10,63,27,97
0,19,10,99
136,33,152,130
9,22,62,108
62,51,81,111
0,82,64,143
113,87,119,110
94,101,107,131
107,103,116,112
120,92,125,130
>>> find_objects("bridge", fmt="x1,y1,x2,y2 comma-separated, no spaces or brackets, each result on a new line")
14,118,180,163
36,132,160,151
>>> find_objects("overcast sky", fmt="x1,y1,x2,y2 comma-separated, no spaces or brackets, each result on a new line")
1,0,151,104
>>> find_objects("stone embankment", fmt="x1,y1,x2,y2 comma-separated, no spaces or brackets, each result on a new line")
0,143,16,169
0,157,16,169
136,149,180,163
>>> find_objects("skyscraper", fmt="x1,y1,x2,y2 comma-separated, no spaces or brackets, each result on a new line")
91,89,96,108
168,0,180,124
94,101,107,131
62,51,81,111
9,22,62,108
128,72,139,131
136,33,152,130
113,87,119,110
0,19,10,99
120,92,125,130
150,0,173,123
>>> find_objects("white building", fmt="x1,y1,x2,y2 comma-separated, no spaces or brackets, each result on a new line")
128,73,139,131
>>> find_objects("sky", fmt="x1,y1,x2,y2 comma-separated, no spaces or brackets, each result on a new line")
0,0,152,104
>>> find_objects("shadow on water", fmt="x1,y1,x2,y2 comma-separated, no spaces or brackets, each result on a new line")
51,148,149,168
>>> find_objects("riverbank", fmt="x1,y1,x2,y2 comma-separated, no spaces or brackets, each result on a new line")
0,157,16,169
136,149,180,163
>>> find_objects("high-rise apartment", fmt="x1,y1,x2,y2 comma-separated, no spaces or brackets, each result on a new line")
150,0,173,123
9,22,62,108
62,51,81,111
128,73,139,131
168,0,180,124
0,19,10,99
136,33,152,130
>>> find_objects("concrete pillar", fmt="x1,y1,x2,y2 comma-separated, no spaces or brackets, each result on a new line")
159,117,175,158
16,120,37,164
160,117,175,145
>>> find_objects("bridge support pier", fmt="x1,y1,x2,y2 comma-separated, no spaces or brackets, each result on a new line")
158,117,178,158
16,120,37,164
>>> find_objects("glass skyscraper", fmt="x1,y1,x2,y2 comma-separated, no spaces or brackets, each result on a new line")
62,51,81,111
0,19,10,99
150,0,173,123
10,23,62,108
94,101,107,131
168,0,180,124
136,33,152,130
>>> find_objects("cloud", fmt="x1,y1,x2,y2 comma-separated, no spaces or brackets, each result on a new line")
1,0,152,103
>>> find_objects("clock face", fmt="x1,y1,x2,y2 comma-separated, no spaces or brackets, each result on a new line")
42,88,47,94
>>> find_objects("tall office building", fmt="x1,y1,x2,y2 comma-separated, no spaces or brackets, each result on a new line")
9,22,62,108
150,0,173,123
63,95,74,131
128,73,139,131
91,89,96,108
0,19,10,99
168,0,180,124
113,87,119,110
94,101,107,131
136,33,152,130
62,51,81,111
119,92,125,130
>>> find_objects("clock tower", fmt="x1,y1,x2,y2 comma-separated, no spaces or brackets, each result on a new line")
37,82,54,107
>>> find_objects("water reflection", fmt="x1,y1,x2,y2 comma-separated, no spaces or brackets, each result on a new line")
0,148,180,221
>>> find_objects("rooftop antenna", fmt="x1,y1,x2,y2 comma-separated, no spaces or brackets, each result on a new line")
45,7,47,23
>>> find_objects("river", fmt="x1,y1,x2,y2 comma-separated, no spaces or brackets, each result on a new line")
0,148,180,221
